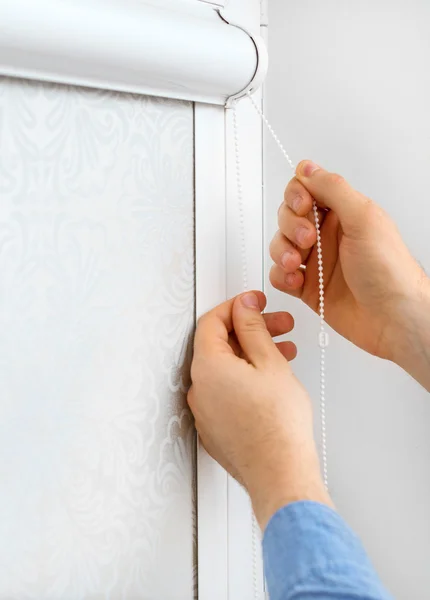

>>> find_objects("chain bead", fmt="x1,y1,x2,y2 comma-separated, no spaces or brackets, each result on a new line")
234,95,331,598
247,93,329,491
233,102,260,599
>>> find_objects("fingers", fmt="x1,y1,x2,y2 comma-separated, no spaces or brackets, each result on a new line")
276,340,297,361
269,264,304,298
283,176,314,216
230,331,297,362
278,203,316,251
194,292,296,370
194,291,267,356
295,160,372,238
269,231,302,275
232,292,283,368
276,178,326,268
229,310,296,358
263,311,294,338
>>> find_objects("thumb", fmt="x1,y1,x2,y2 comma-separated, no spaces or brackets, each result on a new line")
295,160,372,238
232,292,280,368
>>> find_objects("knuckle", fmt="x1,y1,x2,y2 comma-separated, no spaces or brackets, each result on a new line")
269,234,280,262
364,195,376,211
365,198,386,228
287,192,305,213
327,172,346,188
190,359,199,382
269,265,281,287
240,316,266,335
190,355,209,383
278,209,293,236
277,201,285,221
196,313,209,330
283,178,299,201
363,196,375,216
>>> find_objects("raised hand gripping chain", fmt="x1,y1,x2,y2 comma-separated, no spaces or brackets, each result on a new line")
231,93,329,598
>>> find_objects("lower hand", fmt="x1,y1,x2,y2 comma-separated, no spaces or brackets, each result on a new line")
188,291,332,531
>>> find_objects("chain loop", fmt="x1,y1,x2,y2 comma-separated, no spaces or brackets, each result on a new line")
232,94,329,600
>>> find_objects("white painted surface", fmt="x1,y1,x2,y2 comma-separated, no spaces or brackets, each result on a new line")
0,0,257,105
264,2,430,598
196,47,266,600
0,77,196,599
195,103,229,600
223,0,261,32
195,0,266,595
198,0,225,6
226,92,265,600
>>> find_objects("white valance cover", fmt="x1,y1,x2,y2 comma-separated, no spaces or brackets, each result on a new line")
0,0,258,104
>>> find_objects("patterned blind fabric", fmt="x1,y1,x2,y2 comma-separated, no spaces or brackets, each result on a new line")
0,77,196,599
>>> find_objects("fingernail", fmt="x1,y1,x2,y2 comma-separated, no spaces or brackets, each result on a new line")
292,195,302,213
241,292,259,309
296,227,309,245
298,161,320,178
281,251,293,268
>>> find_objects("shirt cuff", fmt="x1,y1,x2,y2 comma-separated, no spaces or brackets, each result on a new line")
263,501,391,600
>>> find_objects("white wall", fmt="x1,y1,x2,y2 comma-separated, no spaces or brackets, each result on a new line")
264,2,430,598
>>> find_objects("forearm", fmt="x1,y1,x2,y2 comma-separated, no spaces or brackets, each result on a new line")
247,442,333,531
391,276,430,392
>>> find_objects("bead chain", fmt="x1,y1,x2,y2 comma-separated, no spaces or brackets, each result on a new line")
232,105,249,291
245,91,329,491
232,103,260,600
231,95,330,598
313,202,329,489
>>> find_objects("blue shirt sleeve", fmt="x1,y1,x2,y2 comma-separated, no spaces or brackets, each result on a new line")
263,501,393,600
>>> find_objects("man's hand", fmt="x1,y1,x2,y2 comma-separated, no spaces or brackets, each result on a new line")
188,291,332,531
270,160,430,390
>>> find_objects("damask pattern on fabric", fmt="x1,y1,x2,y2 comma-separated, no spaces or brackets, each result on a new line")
0,77,196,599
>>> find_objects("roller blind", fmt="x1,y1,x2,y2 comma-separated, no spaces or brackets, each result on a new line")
0,76,196,599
